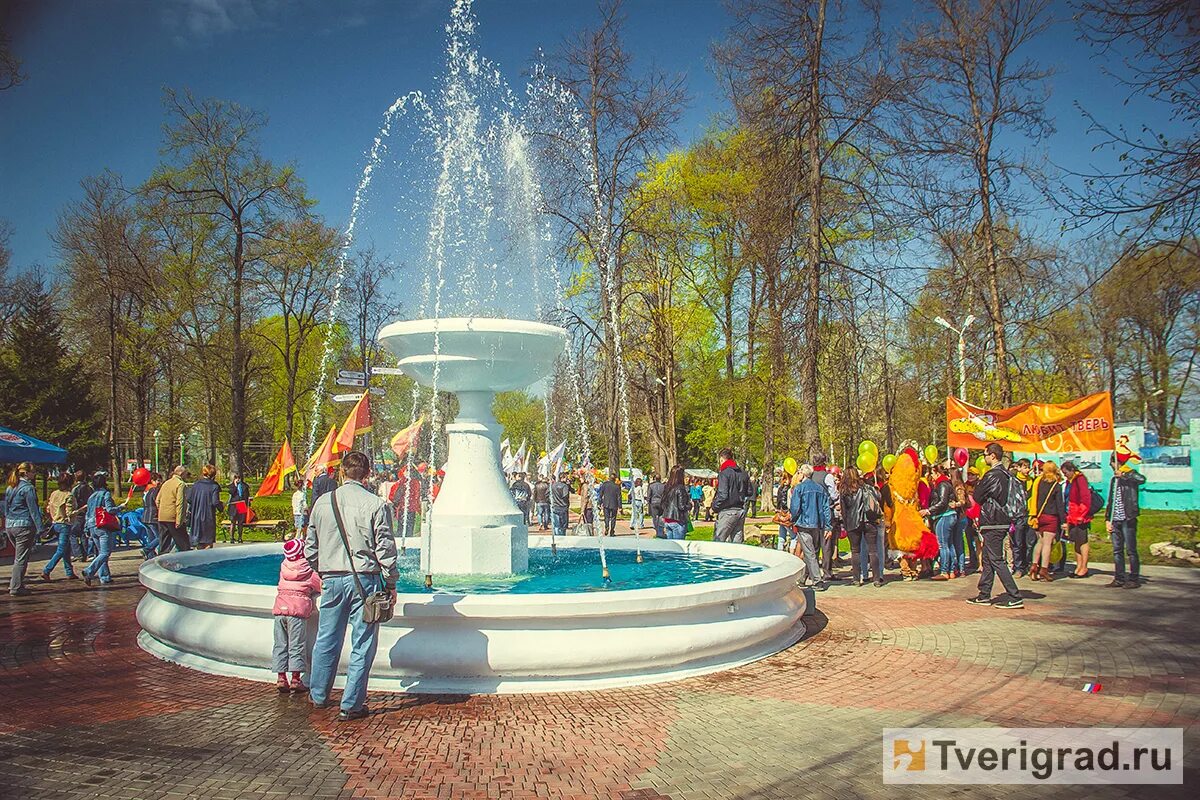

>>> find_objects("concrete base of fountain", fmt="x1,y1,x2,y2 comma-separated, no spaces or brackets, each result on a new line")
137,537,807,694
428,523,529,575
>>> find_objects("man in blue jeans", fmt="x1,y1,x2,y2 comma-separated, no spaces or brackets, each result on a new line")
1105,453,1147,588
305,451,398,721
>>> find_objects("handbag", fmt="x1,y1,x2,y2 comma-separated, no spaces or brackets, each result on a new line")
95,499,120,531
771,510,792,526
330,488,395,625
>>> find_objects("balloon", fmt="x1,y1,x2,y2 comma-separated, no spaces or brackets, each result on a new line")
953,447,969,467
975,455,988,474
858,440,878,457
855,451,875,472
924,444,939,465
881,453,897,471
131,467,151,487
782,457,798,475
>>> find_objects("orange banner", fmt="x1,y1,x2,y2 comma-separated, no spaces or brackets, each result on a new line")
946,392,1116,454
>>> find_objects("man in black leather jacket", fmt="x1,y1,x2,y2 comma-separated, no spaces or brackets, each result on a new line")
968,443,1023,608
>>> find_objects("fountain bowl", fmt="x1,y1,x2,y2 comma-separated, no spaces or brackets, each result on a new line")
137,537,807,694
376,317,567,393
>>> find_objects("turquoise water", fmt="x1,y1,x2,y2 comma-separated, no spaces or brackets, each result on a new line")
174,548,765,594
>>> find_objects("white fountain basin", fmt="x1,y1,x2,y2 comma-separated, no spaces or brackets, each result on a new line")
137,537,807,694
376,317,567,393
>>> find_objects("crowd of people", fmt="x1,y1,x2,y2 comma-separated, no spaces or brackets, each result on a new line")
766,441,1150,606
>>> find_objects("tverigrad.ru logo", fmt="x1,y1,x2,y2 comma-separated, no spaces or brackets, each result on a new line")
882,728,1182,784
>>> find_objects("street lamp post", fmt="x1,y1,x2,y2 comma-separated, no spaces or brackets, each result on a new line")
178,433,185,467
153,430,161,473
1142,387,1165,430
934,314,976,400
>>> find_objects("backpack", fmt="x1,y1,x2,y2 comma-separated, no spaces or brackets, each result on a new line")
860,484,883,523
1087,486,1105,517
1000,470,1029,525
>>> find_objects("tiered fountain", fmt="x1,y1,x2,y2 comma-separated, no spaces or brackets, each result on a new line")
135,0,806,694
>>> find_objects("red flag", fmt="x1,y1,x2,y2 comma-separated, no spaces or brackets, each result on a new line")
302,426,340,481
390,418,423,463
335,394,372,454
255,438,297,498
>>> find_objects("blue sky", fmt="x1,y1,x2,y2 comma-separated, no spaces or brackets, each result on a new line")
0,0,1180,272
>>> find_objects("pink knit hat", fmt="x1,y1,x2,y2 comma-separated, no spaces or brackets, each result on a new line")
283,538,304,561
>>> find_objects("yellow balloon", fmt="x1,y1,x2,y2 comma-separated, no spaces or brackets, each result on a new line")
856,451,878,472
783,457,798,475
859,440,878,457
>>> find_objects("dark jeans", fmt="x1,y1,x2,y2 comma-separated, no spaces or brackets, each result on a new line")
817,528,836,579
1010,521,1033,573
691,499,702,519
551,507,569,537
847,525,880,583
1111,519,1140,581
602,507,618,536
977,526,1020,599
651,513,664,538
158,522,191,555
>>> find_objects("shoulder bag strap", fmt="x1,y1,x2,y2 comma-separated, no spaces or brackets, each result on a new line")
330,488,369,601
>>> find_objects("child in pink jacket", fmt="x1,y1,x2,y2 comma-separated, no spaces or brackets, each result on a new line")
273,537,322,692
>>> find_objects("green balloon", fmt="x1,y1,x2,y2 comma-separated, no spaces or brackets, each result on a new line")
858,440,878,456
882,453,897,471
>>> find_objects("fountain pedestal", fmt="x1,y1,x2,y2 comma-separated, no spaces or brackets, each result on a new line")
377,317,567,576
428,390,527,574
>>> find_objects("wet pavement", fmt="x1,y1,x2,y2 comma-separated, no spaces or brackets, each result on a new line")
1,544,1196,799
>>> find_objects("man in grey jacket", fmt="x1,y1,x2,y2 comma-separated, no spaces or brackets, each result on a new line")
305,451,398,721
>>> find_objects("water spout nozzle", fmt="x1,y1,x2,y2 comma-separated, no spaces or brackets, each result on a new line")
602,566,610,582
636,551,643,564
424,574,433,590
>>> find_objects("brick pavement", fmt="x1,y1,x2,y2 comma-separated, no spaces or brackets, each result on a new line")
1,545,1196,799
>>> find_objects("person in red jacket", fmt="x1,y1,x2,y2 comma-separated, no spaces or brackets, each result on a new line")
1061,461,1093,578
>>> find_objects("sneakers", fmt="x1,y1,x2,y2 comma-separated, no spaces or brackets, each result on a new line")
1123,579,1141,589
993,595,1025,609
338,706,370,722
1106,579,1125,588
813,581,828,592
9,586,32,597
966,595,992,605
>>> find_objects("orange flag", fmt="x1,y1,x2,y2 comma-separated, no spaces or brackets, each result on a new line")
335,393,373,454
255,438,297,497
390,417,423,463
302,426,341,480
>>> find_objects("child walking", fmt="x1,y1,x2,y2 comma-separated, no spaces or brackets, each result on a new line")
272,537,322,693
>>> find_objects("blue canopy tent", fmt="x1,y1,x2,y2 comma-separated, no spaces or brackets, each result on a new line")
0,425,68,464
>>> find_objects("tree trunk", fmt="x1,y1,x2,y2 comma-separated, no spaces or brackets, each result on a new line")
230,226,247,476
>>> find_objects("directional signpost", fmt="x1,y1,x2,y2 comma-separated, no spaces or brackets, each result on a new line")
332,393,364,403
336,376,366,387
371,366,406,377
338,369,366,380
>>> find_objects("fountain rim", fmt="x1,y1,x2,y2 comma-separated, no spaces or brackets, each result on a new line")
377,316,568,340
139,537,804,620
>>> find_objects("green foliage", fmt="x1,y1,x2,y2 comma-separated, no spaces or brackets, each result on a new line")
493,391,547,455
0,283,106,467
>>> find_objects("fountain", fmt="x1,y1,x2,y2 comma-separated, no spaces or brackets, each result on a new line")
376,316,567,575
135,0,807,694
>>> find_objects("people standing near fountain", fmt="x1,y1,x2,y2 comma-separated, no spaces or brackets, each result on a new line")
647,473,665,538
579,476,595,535
4,463,43,596
510,472,533,526
598,474,622,537
291,478,309,537
712,449,753,544
187,465,225,550
689,480,703,520
533,474,551,531
271,537,323,693
661,465,691,540
788,464,829,591
305,450,398,721
155,466,190,555
392,466,422,538
629,477,646,532
227,473,251,544
312,466,338,504
550,472,571,537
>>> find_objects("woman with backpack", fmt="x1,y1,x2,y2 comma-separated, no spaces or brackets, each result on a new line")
928,460,961,581
1026,460,1065,582
1061,461,1095,578
839,467,883,587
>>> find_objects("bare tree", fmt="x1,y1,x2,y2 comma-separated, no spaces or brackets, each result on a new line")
0,27,25,91
896,0,1054,404
1073,0,1200,246
145,89,311,475
537,0,687,474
